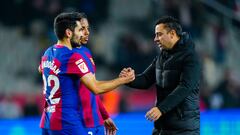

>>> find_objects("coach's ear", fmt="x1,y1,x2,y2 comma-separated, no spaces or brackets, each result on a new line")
65,28,73,38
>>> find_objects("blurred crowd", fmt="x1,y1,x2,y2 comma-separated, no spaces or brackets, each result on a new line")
0,0,240,118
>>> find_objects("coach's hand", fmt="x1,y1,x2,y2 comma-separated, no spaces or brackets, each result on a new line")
119,67,134,78
104,118,118,135
119,67,135,84
145,107,162,122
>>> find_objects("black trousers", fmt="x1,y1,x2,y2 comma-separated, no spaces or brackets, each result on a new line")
152,128,200,135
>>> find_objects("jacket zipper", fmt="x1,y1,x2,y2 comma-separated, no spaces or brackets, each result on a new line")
162,62,166,88
160,55,164,88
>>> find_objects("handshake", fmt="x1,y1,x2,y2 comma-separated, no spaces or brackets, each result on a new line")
118,67,135,84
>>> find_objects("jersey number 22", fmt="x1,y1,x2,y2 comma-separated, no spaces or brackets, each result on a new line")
42,74,60,105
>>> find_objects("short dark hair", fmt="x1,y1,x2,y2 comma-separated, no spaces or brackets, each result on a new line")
54,12,87,40
155,16,182,36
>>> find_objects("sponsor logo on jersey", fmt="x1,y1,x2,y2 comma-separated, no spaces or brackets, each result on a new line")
76,59,89,73
75,59,83,65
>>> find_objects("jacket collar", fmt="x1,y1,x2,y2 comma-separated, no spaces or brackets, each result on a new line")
164,32,194,54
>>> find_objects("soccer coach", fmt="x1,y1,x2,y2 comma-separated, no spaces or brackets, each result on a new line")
120,16,201,135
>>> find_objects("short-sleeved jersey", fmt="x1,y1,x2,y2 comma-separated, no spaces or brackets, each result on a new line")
39,44,91,130
73,46,109,128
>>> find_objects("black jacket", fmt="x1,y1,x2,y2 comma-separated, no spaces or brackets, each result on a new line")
128,32,201,134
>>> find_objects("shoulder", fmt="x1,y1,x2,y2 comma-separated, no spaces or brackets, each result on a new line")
72,47,86,57
43,46,53,54
81,46,92,55
77,46,93,58
69,51,84,61
183,50,200,68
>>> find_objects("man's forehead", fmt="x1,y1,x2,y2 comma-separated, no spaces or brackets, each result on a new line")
76,19,88,27
80,18,89,26
155,24,165,30
155,24,166,32
76,21,81,26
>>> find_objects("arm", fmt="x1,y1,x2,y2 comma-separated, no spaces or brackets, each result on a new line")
69,53,134,95
126,57,157,89
97,97,118,134
80,73,134,94
157,52,201,114
97,96,109,120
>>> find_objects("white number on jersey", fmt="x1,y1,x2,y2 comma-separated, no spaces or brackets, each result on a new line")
88,131,93,135
42,74,60,105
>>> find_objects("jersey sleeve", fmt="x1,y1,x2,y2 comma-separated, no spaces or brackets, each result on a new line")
66,52,91,77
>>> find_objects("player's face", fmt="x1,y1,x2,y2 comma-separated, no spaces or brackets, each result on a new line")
78,18,90,44
71,18,90,47
154,24,174,50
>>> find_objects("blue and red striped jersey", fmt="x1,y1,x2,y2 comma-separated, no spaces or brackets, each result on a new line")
74,46,109,128
39,44,91,130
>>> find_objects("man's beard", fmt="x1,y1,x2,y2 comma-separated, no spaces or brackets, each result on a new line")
70,38,81,48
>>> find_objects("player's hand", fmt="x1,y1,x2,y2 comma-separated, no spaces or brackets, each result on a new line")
119,67,135,84
119,68,128,78
145,107,162,122
119,68,135,84
119,67,133,78
38,65,42,74
104,118,118,135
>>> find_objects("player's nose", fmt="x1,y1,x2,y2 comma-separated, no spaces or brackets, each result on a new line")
85,29,90,36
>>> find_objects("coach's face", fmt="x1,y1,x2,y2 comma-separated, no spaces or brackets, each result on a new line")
154,24,175,50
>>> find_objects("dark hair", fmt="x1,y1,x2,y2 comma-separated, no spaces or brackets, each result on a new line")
54,12,87,40
155,16,182,36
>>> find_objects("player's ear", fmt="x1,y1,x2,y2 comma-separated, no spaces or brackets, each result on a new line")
65,28,73,38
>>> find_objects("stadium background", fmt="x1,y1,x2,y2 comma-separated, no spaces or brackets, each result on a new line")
0,0,240,134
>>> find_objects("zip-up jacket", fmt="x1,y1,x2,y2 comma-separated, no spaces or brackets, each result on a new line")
127,32,201,134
